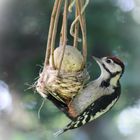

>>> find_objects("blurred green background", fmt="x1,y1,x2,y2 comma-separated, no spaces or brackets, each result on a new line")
0,0,140,140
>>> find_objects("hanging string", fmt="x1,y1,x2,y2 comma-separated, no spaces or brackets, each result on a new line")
50,0,63,69
58,0,69,76
44,0,59,66
77,0,87,67
70,0,89,38
38,98,46,119
73,4,79,48
68,0,75,12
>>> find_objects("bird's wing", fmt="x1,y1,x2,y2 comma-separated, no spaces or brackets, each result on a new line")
55,90,120,136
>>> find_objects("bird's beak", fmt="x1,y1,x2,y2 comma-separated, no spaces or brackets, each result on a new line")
92,56,104,76
92,56,102,66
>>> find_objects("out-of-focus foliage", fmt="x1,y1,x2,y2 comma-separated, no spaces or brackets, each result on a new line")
0,0,140,140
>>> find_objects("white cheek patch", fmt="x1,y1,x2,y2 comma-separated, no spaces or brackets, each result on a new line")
104,62,122,74
115,64,122,72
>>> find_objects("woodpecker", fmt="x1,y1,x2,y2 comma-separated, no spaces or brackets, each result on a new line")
55,56,125,136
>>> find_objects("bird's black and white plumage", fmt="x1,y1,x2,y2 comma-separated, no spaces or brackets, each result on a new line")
55,56,125,136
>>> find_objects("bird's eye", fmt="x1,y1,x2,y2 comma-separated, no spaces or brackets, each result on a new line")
106,59,113,64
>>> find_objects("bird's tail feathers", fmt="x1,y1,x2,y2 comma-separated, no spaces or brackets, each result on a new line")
54,128,66,137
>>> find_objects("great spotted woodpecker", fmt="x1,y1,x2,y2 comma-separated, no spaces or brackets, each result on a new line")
55,56,125,136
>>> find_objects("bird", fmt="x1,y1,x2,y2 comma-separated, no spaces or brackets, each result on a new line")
54,56,125,136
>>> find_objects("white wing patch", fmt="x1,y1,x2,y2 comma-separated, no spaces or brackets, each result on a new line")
82,114,90,124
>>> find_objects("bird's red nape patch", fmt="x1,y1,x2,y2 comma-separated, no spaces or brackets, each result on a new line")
108,56,123,64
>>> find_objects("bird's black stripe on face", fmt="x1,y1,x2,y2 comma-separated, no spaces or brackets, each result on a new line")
102,64,121,78
101,64,121,87
100,80,110,87
102,63,112,75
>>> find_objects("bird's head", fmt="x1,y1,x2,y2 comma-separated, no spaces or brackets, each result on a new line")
93,56,125,85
